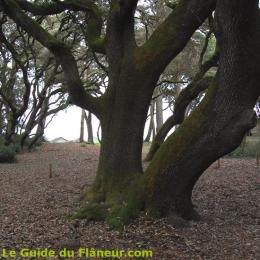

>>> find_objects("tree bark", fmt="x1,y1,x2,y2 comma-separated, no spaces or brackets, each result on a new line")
145,77,213,161
143,0,260,219
87,72,155,203
145,45,219,161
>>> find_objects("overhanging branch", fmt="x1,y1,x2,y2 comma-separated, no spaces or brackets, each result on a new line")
1,0,102,117
138,0,216,73
13,0,106,54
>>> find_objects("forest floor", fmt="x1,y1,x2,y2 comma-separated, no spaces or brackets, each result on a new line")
0,143,259,260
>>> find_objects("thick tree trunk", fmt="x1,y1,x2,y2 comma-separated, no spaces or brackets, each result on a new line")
84,54,157,215
143,0,260,219
91,126,143,201
144,82,257,219
88,90,152,203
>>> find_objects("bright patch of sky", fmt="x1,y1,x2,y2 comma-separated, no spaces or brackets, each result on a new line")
44,106,99,142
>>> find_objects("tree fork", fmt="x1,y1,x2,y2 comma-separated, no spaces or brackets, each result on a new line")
145,76,213,161
143,0,260,220
145,46,219,162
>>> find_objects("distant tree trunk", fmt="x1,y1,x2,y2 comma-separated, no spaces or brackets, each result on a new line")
97,123,102,144
3,87,16,145
28,99,48,150
144,101,155,142
79,109,85,143
0,103,4,135
5,112,18,146
84,111,94,144
28,120,46,150
20,102,45,148
155,88,163,133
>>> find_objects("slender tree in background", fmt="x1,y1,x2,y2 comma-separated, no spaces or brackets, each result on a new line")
144,101,155,142
1,0,260,227
155,87,164,133
85,111,94,144
79,109,85,143
79,110,95,144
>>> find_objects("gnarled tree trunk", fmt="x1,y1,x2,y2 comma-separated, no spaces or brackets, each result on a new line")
1,0,222,227
87,69,155,204
143,0,260,219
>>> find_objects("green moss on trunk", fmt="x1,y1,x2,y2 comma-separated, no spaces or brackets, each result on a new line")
76,176,145,230
143,79,219,218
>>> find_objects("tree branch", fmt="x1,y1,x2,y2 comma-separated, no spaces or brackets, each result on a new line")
0,27,31,118
138,0,216,73
145,46,219,161
14,0,106,54
14,0,66,15
1,0,102,117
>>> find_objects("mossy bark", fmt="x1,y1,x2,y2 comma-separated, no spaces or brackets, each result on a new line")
82,69,153,227
143,79,257,219
82,0,260,225
142,0,260,219
145,76,215,162
85,66,155,202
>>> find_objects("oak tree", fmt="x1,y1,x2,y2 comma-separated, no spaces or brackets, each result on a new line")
1,0,260,227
